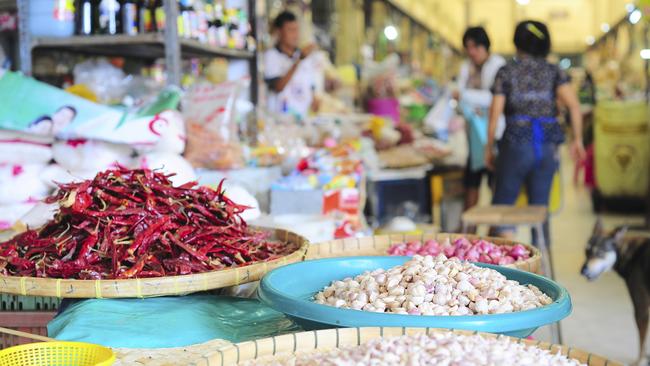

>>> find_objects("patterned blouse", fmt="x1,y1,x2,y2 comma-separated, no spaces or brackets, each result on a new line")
491,56,570,144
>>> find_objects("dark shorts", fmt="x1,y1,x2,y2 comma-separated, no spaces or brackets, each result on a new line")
464,163,493,189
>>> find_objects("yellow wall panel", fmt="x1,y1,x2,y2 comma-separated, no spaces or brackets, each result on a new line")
389,0,631,54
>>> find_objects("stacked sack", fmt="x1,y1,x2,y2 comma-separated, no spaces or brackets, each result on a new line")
43,110,195,188
42,139,134,188
0,71,200,229
13,113,195,231
0,130,53,229
130,109,196,186
0,72,265,229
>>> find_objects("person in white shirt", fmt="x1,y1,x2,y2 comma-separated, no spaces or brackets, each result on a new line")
455,26,506,214
264,11,319,120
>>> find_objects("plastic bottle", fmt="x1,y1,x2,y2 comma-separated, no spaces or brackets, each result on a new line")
139,0,154,33
121,0,139,35
179,0,193,38
98,0,121,35
205,1,216,45
75,0,97,35
214,1,227,47
153,0,165,31
196,1,208,43
189,4,199,39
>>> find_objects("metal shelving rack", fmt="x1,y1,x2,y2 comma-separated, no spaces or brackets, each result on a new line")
15,0,257,100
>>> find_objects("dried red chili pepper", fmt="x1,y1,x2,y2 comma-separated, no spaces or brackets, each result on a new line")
0,168,298,279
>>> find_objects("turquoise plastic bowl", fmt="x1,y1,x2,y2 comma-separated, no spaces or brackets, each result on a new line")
258,256,572,338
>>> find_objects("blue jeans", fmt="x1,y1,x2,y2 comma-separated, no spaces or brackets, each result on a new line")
492,141,559,245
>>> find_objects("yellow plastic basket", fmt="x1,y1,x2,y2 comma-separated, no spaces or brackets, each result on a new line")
0,341,115,366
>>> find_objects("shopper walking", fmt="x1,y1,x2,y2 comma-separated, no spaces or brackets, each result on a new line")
456,27,505,215
485,20,585,240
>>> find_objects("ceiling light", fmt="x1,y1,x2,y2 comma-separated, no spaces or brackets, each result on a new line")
630,9,642,24
641,49,650,59
384,25,398,41
601,23,610,32
586,36,595,45
516,0,530,5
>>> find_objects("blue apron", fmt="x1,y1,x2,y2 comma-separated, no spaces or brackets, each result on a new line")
511,115,557,165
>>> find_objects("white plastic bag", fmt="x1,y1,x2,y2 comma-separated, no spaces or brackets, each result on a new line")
52,139,133,172
0,163,50,204
73,59,128,104
134,152,196,186
424,92,454,139
0,130,53,164
182,80,245,169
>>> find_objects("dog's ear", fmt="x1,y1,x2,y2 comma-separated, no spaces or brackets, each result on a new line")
592,217,604,236
613,226,628,243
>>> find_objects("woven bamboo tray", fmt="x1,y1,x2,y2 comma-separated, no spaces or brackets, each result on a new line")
113,339,232,366
305,233,542,274
0,326,233,365
199,327,622,366
0,228,308,299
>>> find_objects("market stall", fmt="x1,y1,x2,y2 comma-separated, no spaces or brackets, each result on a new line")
0,0,645,365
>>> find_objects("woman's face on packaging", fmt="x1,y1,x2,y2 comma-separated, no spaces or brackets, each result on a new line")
28,120,53,135
52,108,76,134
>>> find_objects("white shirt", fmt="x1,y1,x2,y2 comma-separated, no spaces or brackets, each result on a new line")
457,54,506,138
263,47,318,119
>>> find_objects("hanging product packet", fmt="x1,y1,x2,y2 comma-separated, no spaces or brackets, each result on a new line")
182,78,249,170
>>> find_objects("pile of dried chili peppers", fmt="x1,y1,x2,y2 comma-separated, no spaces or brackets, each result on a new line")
0,169,297,280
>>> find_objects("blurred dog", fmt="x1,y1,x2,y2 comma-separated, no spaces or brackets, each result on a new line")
581,219,650,366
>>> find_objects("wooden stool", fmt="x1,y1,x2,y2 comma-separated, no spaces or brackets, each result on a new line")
460,204,562,344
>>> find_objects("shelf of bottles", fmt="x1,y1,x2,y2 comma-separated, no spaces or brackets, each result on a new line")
31,0,255,56
18,0,256,86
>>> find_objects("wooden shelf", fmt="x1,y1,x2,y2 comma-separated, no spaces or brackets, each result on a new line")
32,34,254,60
180,38,254,59
0,1,15,11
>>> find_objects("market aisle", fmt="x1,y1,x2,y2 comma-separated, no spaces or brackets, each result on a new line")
532,148,644,363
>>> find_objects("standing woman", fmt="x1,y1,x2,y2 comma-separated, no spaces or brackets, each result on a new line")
485,20,586,239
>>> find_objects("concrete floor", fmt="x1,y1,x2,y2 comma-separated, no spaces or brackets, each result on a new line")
504,150,645,364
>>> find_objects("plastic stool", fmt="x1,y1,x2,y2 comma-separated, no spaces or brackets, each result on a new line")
460,204,562,344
